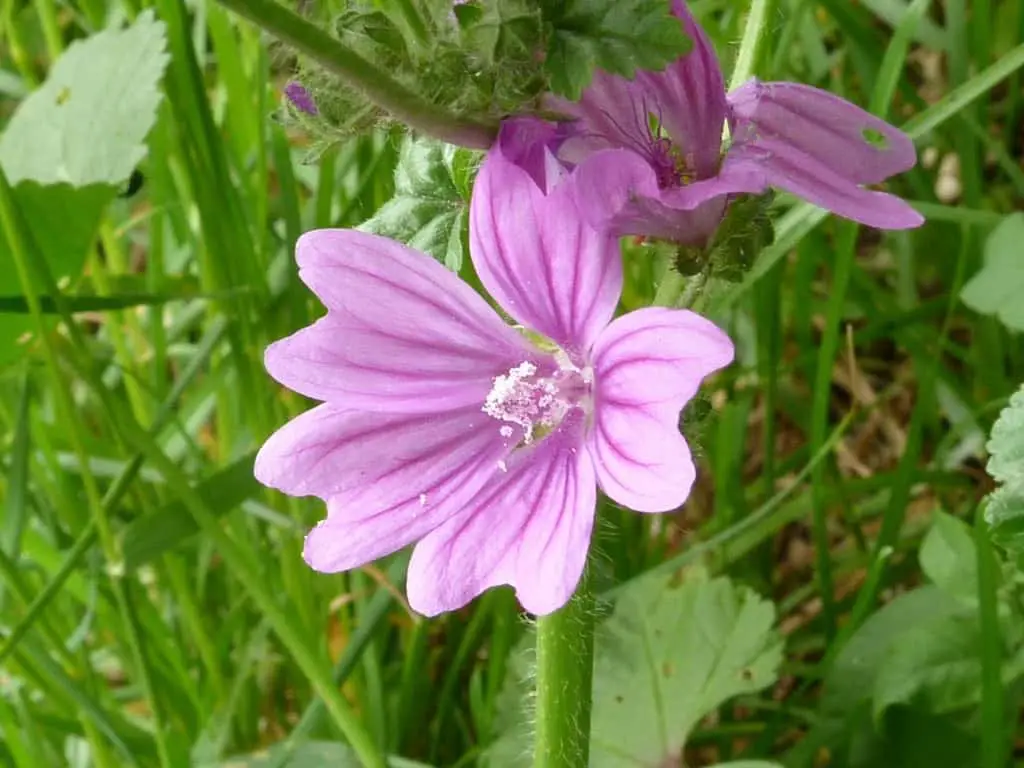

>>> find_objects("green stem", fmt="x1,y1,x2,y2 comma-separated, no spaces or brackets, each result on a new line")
533,573,595,768
214,0,497,148
729,0,776,91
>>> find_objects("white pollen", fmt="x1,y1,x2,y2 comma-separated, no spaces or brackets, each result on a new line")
499,425,513,438
497,459,508,472
418,493,428,506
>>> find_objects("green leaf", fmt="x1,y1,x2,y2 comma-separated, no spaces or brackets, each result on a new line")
819,586,965,718
462,0,543,66
542,0,692,99
919,511,978,604
588,570,782,767
358,137,477,271
871,614,983,722
0,185,114,364
120,452,259,570
787,586,972,767
0,292,204,314
217,741,362,767
0,13,168,365
215,740,432,767
983,386,1024,552
960,213,1024,331
0,10,169,186
487,571,781,767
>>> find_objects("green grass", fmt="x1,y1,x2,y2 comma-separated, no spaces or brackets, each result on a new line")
2,1,1024,766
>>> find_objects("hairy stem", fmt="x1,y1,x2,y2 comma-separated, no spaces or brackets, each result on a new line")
215,0,497,148
533,573,595,768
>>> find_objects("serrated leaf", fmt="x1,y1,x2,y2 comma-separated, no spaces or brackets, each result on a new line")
919,511,978,604
462,1,543,66
0,13,168,365
960,213,1024,331
358,137,478,271
589,570,782,767
487,571,782,767
0,11,168,186
542,0,692,99
984,386,1024,552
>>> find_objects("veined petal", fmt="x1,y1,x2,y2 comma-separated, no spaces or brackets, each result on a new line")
471,126,623,357
547,1,727,181
727,80,923,230
407,419,596,616
495,116,568,194
255,404,516,571
645,0,729,178
588,308,733,512
547,70,658,162
265,229,533,412
572,149,760,244
255,404,511,500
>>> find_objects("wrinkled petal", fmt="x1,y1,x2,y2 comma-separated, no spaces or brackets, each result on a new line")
407,418,596,616
588,308,733,512
264,229,534,412
255,404,517,571
727,80,923,230
471,127,623,358
571,149,762,244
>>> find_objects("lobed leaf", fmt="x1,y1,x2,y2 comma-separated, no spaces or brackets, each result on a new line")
960,213,1024,331
358,136,478,271
541,0,692,99
983,386,1024,552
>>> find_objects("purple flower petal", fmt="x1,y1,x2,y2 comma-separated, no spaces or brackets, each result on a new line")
571,149,760,244
406,418,595,616
470,124,623,358
546,1,726,181
726,80,924,229
546,70,658,163
647,0,729,179
588,308,733,512
284,81,318,116
495,117,568,194
264,229,535,412
542,0,920,240
255,404,517,571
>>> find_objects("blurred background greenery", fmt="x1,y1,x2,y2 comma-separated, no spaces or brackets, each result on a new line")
1,0,1023,766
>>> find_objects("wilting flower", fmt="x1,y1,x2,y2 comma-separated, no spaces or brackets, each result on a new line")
254,122,733,616
547,0,923,245
284,81,318,116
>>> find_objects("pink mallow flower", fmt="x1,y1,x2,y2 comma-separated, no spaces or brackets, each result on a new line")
547,0,924,245
254,123,733,616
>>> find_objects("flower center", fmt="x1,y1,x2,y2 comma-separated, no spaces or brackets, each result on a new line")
482,355,591,445
650,136,697,189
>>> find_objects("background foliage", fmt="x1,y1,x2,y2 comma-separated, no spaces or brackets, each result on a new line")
1,0,1023,766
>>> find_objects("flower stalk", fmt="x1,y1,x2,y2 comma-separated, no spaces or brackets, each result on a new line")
214,0,498,148
533,569,595,768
